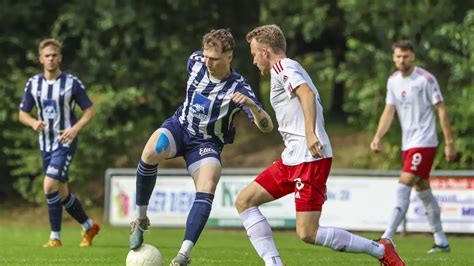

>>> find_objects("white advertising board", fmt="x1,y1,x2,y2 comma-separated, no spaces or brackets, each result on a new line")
107,173,474,233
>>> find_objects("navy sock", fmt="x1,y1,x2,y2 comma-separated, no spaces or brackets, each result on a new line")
184,192,214,243
62,193,89,224
46,191,62,232
136,160,158,205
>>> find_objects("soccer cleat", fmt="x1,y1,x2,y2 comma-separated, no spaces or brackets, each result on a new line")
80,223,101,247
427,244,450,254
129,217,150,250
170,253,191,266
378,238,405,266
43,238,62,247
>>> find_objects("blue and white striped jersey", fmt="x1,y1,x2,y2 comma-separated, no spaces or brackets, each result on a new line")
20,72,93,152
174,51,263,144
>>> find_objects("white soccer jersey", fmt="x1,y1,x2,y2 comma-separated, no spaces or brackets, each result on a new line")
20,72,93,152
270,58,332,166
386,67,443,151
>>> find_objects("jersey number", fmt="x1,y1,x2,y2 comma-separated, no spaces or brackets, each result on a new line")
410,152,422,171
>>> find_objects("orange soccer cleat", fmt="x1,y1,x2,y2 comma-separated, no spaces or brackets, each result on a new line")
43,238,62,247
378,238,405,266
79,223,101,247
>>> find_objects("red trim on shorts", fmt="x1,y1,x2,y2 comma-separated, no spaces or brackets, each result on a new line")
402,147,437,179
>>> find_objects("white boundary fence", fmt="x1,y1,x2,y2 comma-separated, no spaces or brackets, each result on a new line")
104,168,474,233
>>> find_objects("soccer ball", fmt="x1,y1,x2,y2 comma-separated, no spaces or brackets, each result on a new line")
126,244,163,266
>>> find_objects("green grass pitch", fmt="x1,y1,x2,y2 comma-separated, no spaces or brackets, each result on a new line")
0,225,473,265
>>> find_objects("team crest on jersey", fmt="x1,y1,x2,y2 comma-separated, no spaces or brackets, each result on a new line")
217,90,226,100
190,93,211,120
42,99,58,119
283,75,288,83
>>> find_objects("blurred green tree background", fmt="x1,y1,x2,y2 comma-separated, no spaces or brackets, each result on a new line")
1,0,472,203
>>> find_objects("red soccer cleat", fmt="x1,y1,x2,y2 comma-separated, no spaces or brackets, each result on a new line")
378,238,405,266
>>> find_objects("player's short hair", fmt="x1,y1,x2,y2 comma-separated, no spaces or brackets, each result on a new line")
38,38,62,54
392,40,414,52
246,24,286,53
202,29,234,53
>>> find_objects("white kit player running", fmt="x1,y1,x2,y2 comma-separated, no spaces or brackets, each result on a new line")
371,40,457,254
236,24,405,266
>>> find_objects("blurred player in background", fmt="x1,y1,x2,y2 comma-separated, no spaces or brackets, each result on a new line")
19,38,100,247
130,29,273,266
236,24,405,266
370,40,456,253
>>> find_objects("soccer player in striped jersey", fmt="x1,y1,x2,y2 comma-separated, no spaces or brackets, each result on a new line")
371,40,456,254
129,29,273,265
19,38,100,248
237,24,405,266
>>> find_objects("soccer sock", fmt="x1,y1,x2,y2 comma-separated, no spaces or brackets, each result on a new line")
417,189,448,246
81,219,94,231
181,192,214,256
382,183,411,239
62,193,89,226
50,231,61,240
240,207,283,266
315,226,385,259
46,191,62,238
136,160,158,219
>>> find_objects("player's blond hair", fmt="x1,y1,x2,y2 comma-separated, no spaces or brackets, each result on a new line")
202,29,234,53
38,38,62,54
246,24,286,53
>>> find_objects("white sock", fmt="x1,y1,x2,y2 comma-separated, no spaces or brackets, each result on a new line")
240,207,283,266
417,189,448,246
138,205,148,219
316,227,385,259
81,218,93,231
382,183,411,239
178,240,194,257
50,231,61,240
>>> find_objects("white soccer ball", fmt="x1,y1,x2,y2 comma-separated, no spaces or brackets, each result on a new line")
126,244,163,266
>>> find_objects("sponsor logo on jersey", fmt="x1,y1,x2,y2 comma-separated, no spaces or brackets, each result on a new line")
190,93,211,120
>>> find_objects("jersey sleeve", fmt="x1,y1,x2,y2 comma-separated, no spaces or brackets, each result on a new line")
385,79,396,105
234,79,263,122
278,60,307,98
426,75,443,105
187,51,205,74
19,79,35,112
72,77,93,110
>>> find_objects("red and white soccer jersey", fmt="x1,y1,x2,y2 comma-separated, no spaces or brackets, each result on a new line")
386,67,443,151
270,58,333,165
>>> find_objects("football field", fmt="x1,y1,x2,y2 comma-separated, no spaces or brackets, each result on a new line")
0,225,473,265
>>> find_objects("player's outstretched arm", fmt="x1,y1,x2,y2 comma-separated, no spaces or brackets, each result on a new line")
294,83,324,158
435,102,457,162
370,104,395,152
18,110,46,132
231,92,273,133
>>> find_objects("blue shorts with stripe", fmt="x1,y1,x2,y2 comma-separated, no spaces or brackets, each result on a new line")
158,117,223,172
41,142,77,182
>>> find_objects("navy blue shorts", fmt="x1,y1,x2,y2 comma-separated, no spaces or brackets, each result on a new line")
41,143,77,182
158,117,223,173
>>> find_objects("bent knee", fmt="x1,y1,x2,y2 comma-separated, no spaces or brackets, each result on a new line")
297,230,316,244
235,193,254,213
